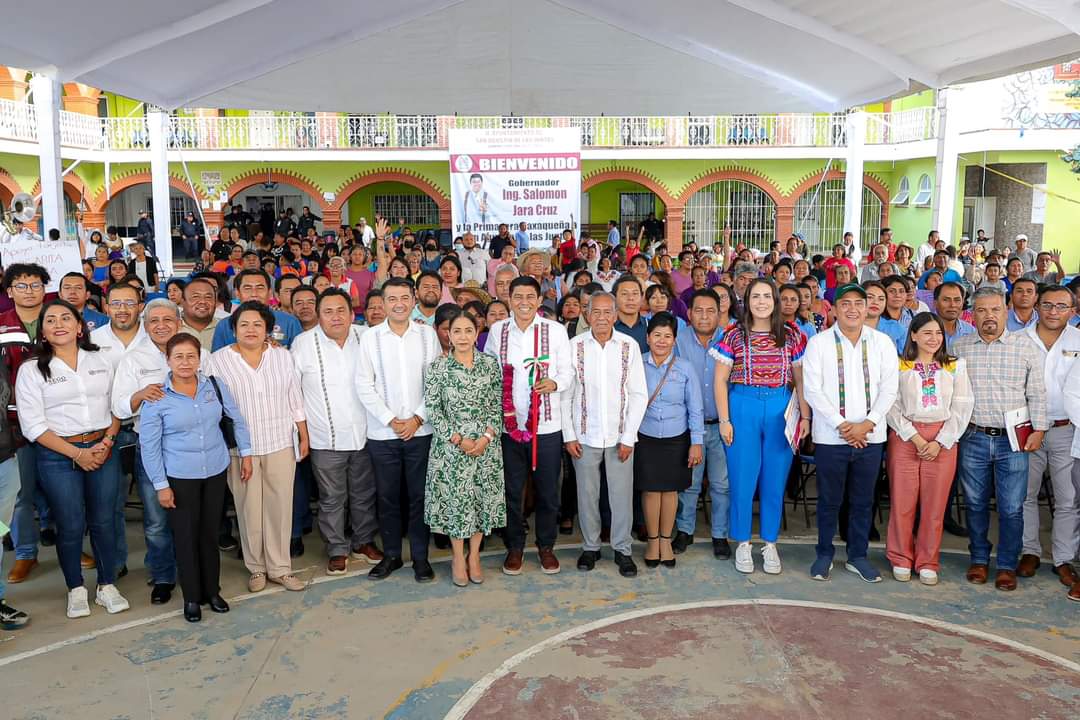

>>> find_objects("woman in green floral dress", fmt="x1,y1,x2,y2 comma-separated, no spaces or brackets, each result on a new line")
424,307,506,586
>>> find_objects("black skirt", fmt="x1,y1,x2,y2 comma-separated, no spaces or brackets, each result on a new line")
634,431,692,492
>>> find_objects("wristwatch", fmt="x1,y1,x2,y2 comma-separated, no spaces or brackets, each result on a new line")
483,430,495,441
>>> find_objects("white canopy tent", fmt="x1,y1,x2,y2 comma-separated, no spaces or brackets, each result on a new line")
4,0,1080,114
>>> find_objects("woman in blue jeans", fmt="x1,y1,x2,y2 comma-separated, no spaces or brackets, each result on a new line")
15,299,127,619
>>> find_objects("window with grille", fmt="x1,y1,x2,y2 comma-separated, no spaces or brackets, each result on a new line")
373,194,439,226
619,192,655,238
683,179,776,252
793,179,884,252
170,194,199,231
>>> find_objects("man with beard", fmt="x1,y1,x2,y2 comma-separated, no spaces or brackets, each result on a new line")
410,272,442,325
954,286,1047,591
179,276,222,349
112,299,207,605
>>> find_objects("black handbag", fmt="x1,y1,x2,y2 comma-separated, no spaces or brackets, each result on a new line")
208,376,237,449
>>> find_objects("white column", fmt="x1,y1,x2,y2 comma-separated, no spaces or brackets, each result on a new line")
842,110,867,255
147,108,173,277
31,74,64,235
931,88,960,245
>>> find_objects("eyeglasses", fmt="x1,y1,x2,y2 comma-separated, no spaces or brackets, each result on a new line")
1038,302,1073,313
12,282,44,292
109,300,140,309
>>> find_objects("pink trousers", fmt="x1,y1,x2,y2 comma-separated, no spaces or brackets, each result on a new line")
886,422,957,572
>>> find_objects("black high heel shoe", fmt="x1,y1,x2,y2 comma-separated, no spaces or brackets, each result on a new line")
644,535,660,568
659,534,676,568
184,601,202,623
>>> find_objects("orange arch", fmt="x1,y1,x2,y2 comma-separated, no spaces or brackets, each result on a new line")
94,171,205,213
224,169,329,211
0,170,22,207
331,170,450,225
786,169,890,225
30,174,91,210
582,168,676,207
676,169,785,206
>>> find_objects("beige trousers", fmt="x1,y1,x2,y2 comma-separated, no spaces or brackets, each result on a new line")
228,447,296,578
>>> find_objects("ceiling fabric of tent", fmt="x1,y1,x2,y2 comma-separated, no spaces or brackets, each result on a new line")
2,0,1079,113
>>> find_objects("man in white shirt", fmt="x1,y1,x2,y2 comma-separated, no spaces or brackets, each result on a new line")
859,243,890,283
484,276,574,576
292,289,383,576
916,230,940,271
563,292,648,578
356,277,440,583
111,298,195,604
91,282,147,583
1011,234,1037,272
1062,349,1080,601
802,284,899,583
1019,285,1080,588
458,232,488,286
356,217,376,245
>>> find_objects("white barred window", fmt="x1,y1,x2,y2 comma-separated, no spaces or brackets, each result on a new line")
373,194,439,226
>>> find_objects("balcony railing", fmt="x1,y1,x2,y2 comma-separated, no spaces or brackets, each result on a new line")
0,103,940,152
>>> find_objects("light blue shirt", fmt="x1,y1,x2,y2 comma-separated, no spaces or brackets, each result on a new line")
211,308,302,351
138,373,253,491
675,325,723,421
82,308,109,333
876,318,908,354
795,318,817,340
410,305,435,325
944,318,976,352
1006,308,1038,332
607,227,621,247
639,353,704,445
513,230,530,252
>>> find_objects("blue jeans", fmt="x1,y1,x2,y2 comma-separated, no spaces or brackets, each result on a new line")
134,443,176,584
724,385,794,543
958,429,1028,571
676,423,730,539
291,457,313,540
36,440,122,589
815,443,884,563
0,456,20,600
113,429,135,571
11,443,46,560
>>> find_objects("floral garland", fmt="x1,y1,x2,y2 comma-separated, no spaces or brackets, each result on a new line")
502,363,535,443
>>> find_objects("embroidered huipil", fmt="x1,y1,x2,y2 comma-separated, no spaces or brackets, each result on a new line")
709,322,806,387
483,315,573,436
886,359,975,449
562,330,648,448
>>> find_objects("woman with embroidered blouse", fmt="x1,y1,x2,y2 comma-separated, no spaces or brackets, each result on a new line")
885,312,974,586
712,279,811,576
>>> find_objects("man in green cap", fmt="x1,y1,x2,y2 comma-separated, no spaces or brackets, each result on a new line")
800,283,900,583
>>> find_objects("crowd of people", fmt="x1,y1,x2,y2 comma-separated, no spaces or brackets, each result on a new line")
1,212,1078,632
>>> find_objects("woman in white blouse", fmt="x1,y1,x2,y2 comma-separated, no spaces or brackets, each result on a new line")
15,299,128,619
204,301,309,594
886,312,974,586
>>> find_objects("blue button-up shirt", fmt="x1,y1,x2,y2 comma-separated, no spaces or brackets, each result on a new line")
1006,308,1038,333
82,307,110,332
639,353,704,445
944,318,976,352
607,227,621,247
795,318,817,340
876,318,908,354
138,373,253,490
675,325,723,421
514,229,530,251
614,317,649,355
211,308,302,351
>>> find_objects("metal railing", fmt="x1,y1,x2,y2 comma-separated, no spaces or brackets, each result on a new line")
0,106,941,151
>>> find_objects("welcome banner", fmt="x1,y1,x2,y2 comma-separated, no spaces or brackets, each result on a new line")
449,127,581,246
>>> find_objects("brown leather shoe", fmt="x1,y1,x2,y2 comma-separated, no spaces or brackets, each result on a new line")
995,569,1018,591
326,556,347,576
965,563,989,584
1069,580,1080,602
1016,554,1041,577
502,549,523,576
349,543,384,564
1052,563,1078,588
7,558,38,584
538,547,561,575
80,552,95,569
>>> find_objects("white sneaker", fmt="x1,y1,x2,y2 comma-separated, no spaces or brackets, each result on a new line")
919,569,939,586
67,586,91,619
734,542,754,573
95,584,131,614
892,566,912,582
762,543,782,575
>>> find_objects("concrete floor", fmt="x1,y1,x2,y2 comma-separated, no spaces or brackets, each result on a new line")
1,508,1078,719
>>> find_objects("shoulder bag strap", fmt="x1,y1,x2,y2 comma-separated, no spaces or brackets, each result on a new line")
646,355,677,409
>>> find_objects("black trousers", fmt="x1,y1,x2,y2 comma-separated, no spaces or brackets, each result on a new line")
502,431,562,550
368,436,432,562
167,472,227,603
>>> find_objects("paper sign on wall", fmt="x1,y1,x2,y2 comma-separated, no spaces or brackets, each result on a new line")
0,239,82,292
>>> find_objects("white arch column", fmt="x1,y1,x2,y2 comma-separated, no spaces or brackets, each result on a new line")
842,110,866,255
931,88,960,245
31,74,64,235
147,108,173,276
